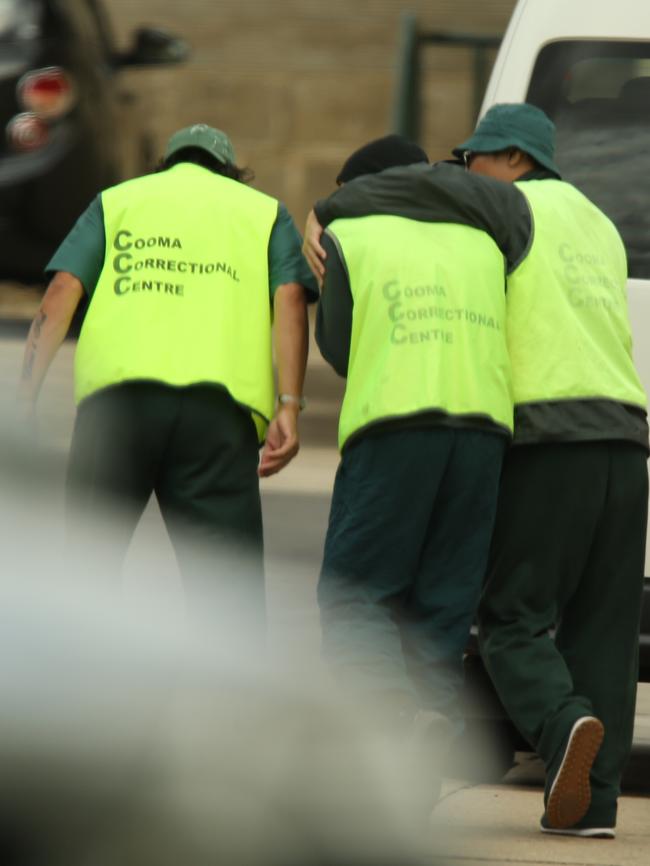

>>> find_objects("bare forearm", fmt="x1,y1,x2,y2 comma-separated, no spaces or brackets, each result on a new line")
259,282,308,478
19,272,83,404
273,282,308,399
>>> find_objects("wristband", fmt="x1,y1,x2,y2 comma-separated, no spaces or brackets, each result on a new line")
278,393,306,411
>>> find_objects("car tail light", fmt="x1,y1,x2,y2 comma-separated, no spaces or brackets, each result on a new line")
17,66,76,119
6,113,49,152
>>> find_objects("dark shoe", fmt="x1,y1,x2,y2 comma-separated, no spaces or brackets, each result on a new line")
540,815,615,838
546,716,604,830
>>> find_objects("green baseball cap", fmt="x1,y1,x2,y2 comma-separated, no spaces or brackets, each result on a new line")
453,103,561,177
164,123,236,165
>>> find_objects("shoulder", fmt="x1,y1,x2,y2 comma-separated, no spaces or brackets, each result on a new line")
524,178,621,234
270,202,302,244
231,177,279,211
65,194,105,238
273,200,293,227
458,168,529,209
101,172,153,197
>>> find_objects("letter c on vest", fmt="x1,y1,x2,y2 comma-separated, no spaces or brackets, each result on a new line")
559,242,573,263
114,230,133,251
114,277,131,295
113,252,133,274
383,280,400,301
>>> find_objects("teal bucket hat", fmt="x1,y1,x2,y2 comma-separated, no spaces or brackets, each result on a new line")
453,103,561,176
165,123,236,165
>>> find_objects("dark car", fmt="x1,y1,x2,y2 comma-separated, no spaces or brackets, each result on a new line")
0,0,188,283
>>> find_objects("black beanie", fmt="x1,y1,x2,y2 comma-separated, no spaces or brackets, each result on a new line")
336,134,429,184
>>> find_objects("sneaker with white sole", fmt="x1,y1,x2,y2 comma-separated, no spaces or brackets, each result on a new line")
545,715,604,830
540,817,615,839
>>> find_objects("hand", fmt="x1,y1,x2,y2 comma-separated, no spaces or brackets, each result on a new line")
258,406,300,478
302,209,326,286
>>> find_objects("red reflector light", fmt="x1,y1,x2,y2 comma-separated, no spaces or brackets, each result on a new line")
7,113,49,152
18,66,75,119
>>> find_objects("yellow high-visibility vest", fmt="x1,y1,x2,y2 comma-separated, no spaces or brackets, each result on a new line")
75,163,278,441
329,214,513,450
509,179,646,412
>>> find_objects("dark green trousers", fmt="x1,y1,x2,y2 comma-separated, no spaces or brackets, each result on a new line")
319,426,506,724
478,441,648,826
66,382,264,630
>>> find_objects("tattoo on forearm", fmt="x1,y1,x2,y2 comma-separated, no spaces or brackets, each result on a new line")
33,311,46,339
21,311,47,382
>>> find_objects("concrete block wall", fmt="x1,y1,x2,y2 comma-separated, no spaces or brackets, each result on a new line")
109,1,517,226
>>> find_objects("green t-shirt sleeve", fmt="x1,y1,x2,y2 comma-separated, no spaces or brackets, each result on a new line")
268,202,319,302
45,195,106,296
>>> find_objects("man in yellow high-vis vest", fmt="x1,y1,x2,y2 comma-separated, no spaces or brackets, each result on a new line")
303,136,534,759
18,124,317,628
452,103,649,838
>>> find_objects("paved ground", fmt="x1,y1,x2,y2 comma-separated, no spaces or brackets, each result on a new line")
432,782,650,865
1,318,648,863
